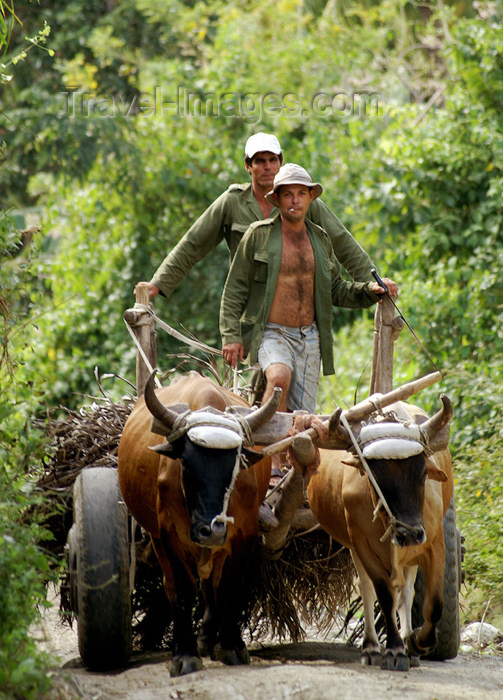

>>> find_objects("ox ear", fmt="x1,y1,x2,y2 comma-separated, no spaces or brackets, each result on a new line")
425,456,448,482
342,453,363,470
149,441,174,456
241,446,265,469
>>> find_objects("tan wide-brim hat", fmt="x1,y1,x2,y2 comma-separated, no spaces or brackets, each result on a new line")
265,163,323,204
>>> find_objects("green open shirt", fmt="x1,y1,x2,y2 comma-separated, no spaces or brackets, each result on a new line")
219,214,380,376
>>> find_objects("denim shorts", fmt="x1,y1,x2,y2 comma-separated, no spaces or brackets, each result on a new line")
257,322,321,412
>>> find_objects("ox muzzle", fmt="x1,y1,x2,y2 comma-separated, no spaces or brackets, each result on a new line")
191,518,228,547
392,522,426,547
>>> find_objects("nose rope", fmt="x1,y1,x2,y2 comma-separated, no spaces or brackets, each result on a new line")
210,443,242,528
208,412,251,528
340,413,412,543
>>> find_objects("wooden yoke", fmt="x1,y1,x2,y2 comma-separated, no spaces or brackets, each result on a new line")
124,285,157,397
369,296,405,394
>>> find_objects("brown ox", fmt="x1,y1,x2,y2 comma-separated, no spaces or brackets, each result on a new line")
118,372,279,676
307,396,453,671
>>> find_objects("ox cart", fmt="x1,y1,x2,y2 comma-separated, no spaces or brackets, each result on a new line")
65,289,463,672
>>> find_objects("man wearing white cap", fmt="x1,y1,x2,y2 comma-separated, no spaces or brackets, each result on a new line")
135,132,397,301
220,163,388,414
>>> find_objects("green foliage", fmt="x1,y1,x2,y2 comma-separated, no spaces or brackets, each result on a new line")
0,0,17,57
0,376,57,699
0,473,55,699
455,435,503,619
1,158,58,699
0,2,54,83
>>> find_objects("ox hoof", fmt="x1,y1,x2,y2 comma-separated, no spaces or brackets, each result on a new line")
168,655,203,677
197,640,212,658
406,630,434,659
410,655,421,668
380,650,410,672
214,644,250,666
361,650,381,667
394,652,410,672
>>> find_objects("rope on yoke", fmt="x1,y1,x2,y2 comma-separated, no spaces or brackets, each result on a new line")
367,393,385,416
223,408,255,447
340,412,411,543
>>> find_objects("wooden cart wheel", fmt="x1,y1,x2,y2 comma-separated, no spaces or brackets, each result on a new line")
73,467,132,670
411,492,461,660
66,524,78,614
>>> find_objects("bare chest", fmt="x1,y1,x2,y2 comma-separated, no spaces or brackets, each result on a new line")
267,231,316,326
279,235,315,276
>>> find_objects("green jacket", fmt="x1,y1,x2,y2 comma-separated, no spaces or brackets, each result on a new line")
150,182,375,297
219,214,380,376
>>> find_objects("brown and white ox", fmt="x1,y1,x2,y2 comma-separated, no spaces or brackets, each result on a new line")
118,372,280,676
307,395,453,671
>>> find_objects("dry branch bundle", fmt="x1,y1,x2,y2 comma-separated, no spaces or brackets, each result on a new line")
248,532,355,642
33,400,134,556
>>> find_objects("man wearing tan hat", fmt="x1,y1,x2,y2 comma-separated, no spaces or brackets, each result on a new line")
134,132,397,301
220,163,388,414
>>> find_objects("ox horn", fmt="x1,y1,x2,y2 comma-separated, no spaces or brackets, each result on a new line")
328,407,351,446
420,394,453,451
144,371,180,429
245,387,282,432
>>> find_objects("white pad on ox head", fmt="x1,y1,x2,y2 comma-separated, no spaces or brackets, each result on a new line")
187,426,242,450
360,421,423,460
186,409,241,431
360,422,422,443
362,438,423,460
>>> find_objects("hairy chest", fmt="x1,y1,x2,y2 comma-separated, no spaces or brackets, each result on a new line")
279,236,315,277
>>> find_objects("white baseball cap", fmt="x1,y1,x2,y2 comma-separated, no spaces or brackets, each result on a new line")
245,132,282,159
265,163,323,203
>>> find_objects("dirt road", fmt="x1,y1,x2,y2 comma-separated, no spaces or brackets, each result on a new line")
38,589,503,700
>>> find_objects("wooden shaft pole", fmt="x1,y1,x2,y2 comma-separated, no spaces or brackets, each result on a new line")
343,371,442,421
124,285,157,397
369,303,382,396
261,371,442,456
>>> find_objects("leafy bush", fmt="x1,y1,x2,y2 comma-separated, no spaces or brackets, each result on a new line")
1,215,58,698
454,434,503,625
0,378,58,699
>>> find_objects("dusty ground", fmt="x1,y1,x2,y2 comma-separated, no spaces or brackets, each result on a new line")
36,588,503,700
